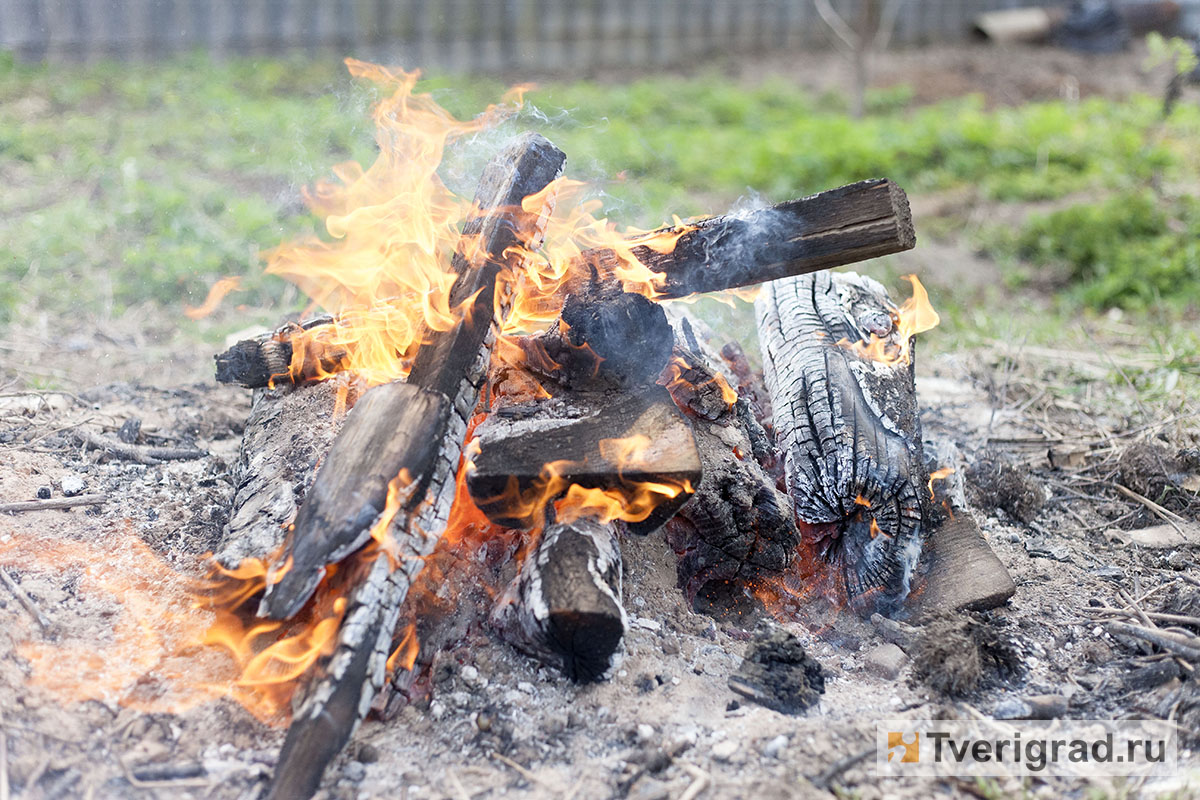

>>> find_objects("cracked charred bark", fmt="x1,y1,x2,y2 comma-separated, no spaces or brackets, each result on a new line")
755,271,930,613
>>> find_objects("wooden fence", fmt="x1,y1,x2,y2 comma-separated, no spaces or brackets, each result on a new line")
2,0,1038,71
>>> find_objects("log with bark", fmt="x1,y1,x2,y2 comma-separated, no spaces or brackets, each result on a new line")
263,132,566,800
755,271,930,613
490,518,626,681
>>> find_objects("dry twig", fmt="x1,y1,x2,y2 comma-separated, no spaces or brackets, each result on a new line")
75,429,205,465
0,494,108,514
677,763,710,800
1105,621,1200,661
0,566,51,630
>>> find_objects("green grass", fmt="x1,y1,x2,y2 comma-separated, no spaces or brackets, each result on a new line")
2,53,1199,329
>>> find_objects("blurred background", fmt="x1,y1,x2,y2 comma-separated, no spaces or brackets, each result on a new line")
1,0,1198,424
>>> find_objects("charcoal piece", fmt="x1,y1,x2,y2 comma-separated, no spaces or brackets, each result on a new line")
728,623,825,714
910,612,1022,697
556,278,674,389
117,417,141,444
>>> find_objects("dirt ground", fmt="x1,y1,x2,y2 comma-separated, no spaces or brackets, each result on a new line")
1,43,1199,800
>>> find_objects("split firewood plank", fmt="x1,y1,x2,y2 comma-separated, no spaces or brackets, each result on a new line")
661,319,800,604
215,380,351,570
911,513,1015,618
466,385,701,536
755,271,931,613
491,519,626,681
571,178,914,299
264,132,566,800
217,179,914,388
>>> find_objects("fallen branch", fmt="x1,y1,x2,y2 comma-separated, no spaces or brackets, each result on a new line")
75,430,206,466
1105,620,1200,661
808,745,874,791
1085,607,1200,632
0,494,108,514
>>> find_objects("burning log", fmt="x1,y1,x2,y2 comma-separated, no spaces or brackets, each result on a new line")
264,132,566,800
570,178,914,299
214,315,345,388
490,519,626,681
755,271,932,613
216,179,915,389
467,385,702,536
662,320,800,605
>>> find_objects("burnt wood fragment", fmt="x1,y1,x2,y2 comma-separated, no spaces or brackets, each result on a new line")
491,519,626,681
571,179,914,299
264,133,566,800
755,271,929,613
912,513,1015,617
467,386,701,536
728,623,825,714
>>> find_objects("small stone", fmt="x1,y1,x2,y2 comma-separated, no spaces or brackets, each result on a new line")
864,643,908,680
60,475,86,497
356,744,380,764
344,761,366,783
763,734,789,759
661,637,681,656
711,740,739,761
1167,551,1190,569
460,665,480,684
36,486,51,499
517,681,535,695
636,723,655,743
429,701,446,720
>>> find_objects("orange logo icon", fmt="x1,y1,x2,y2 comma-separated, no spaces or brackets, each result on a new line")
887,732,920,763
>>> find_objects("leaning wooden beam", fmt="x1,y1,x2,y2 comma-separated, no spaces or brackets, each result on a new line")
263,132,566,800
755,271,930,613
491,519,626,681
572,178,914,299
660,323,800,603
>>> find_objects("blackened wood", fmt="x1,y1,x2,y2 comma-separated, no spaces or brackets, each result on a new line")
216,380,350,570
214,316,340,388
264,133,566,800
661,336,799,602
572,179,914,299
259,382,448,619
491,519,626,681
467,386,701,535
913,513,1016,617
75,429,206,465
755,271,928,613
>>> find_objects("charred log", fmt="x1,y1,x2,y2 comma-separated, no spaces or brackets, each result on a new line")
755,271,929,613
662,330,800,605
570,179,914,299
264,132,566,800
216,379,353,569
491,519,626,681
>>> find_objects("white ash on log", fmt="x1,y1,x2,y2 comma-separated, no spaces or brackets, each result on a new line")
216,379,353,569
491,518,626,681
662,318,799,607
264,133,566,800
755,271,930,612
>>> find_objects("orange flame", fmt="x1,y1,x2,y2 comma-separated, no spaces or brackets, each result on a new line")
928,466,955,501
184,276,242,320
840,275,940,366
